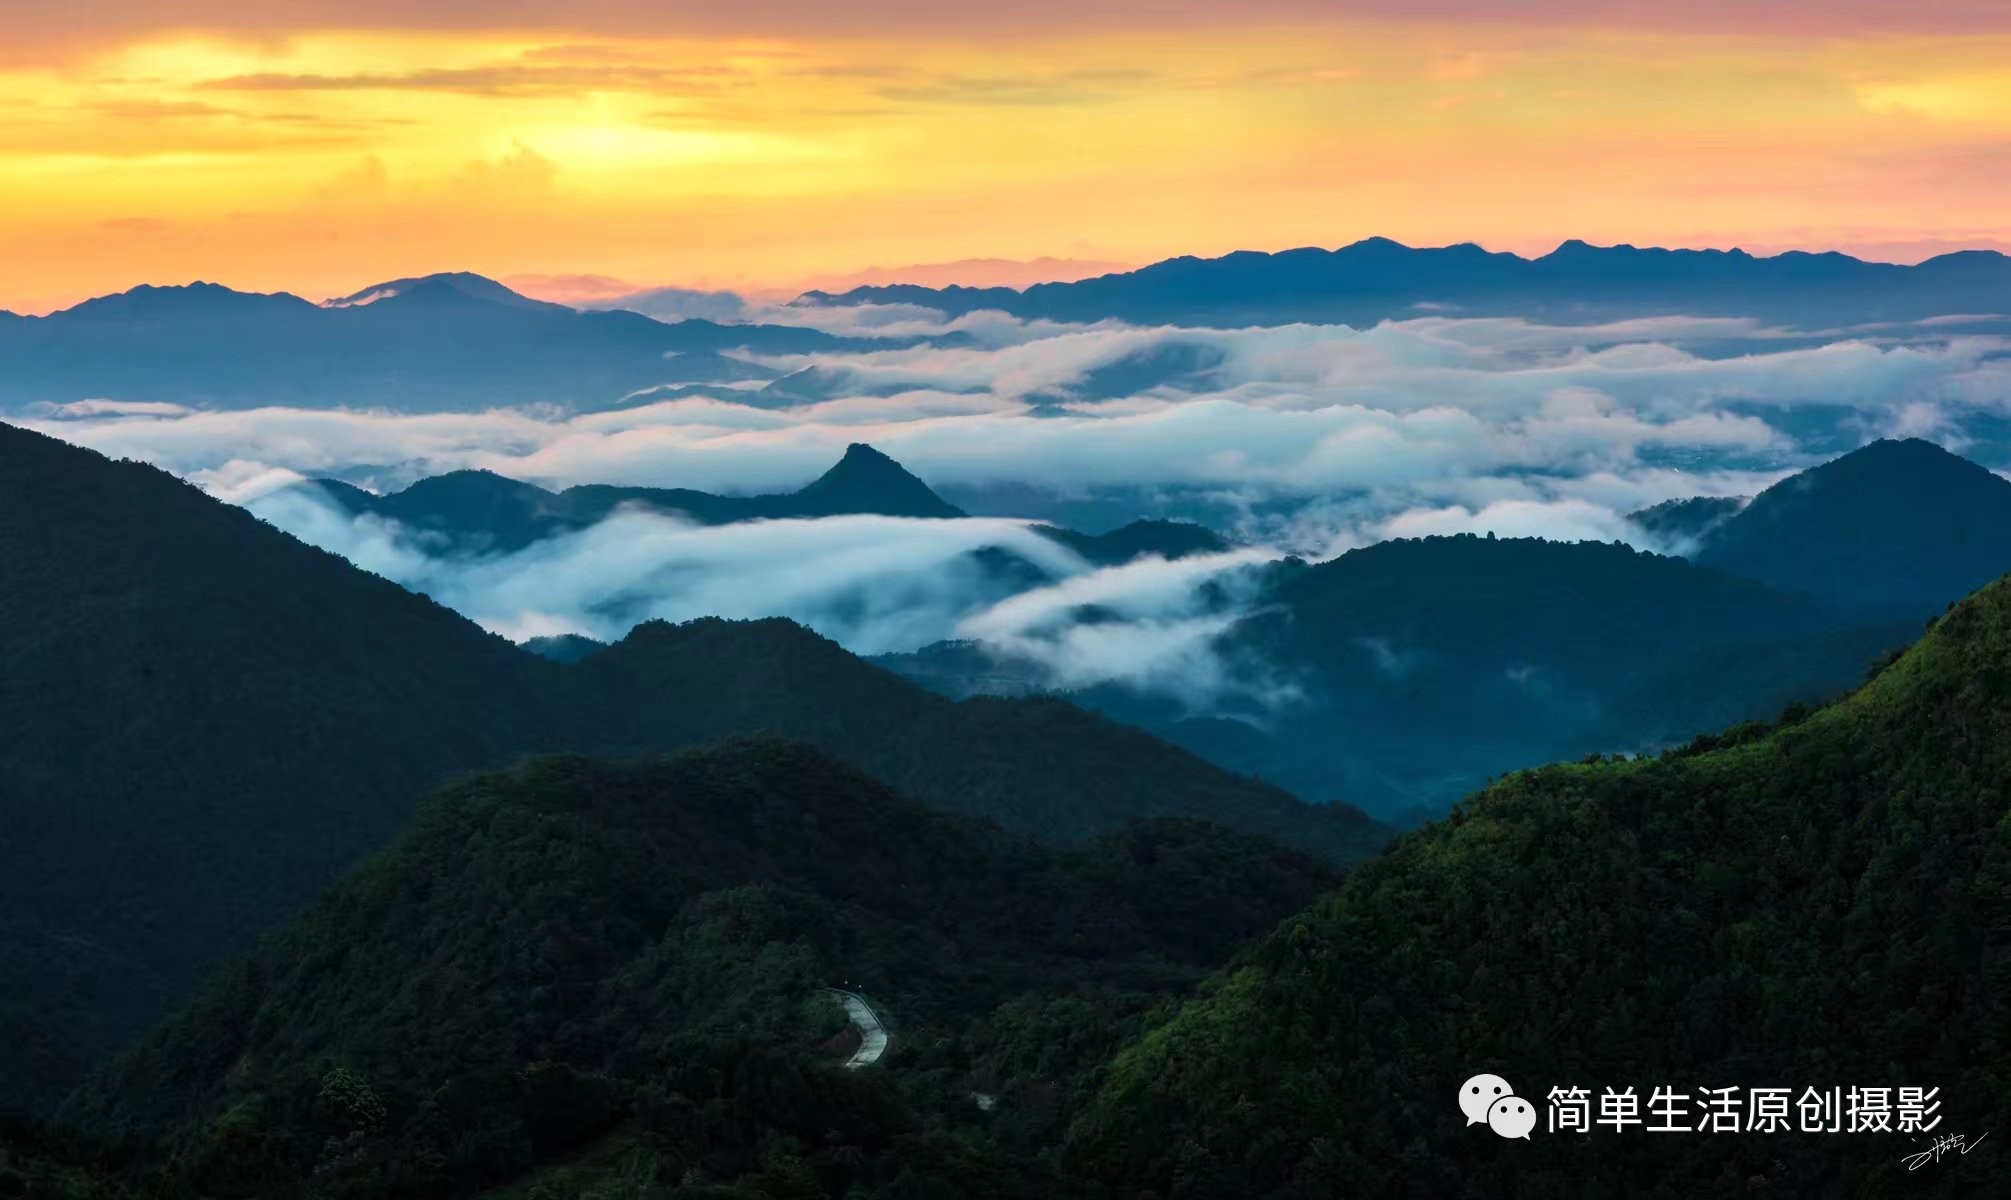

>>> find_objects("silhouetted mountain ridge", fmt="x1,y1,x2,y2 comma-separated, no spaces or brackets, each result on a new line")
801,237,2011,327
296,443,968,551
0,277,917,411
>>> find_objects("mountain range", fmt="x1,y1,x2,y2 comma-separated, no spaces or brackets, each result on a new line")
299,443,967,553
61,739,1341,1197
801,237,2011,328
884,440,2009,820
24,477,2011,1199
0,274,905,412
1068,564,2011,1197
292,444,1227,571
9,238,2009,420
0,420,1387,1116
281,435,2011,824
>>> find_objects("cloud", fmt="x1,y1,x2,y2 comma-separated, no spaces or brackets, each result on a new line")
244,488,1289,705
28,310,2008,559
1375,498,1643,545
878,69,1154,107
955,548,1294,706
199,63,740,98
7,0,2006,52
586,285,750,323
24,304,2009,718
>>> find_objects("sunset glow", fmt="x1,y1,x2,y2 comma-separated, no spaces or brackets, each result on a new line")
5,4,2011,310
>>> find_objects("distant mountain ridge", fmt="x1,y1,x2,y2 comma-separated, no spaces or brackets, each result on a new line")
0,273,914,412
799,236,2011,327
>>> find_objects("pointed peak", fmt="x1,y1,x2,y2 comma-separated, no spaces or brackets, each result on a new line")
790,444,964,519
839,442,896,464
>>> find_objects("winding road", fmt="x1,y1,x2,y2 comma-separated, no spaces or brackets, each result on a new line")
829,989,889,1069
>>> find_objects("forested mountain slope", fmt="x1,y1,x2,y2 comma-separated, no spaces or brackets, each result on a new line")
0,422,1385,1114
63,739,1341,1199
1068,568,2011,1198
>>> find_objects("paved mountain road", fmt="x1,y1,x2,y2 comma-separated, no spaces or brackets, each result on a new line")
830,989,889,1068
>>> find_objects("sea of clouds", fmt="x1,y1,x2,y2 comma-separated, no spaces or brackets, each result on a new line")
21,303,2011,702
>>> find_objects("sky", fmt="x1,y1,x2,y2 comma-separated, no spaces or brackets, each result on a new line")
5,2,2011,311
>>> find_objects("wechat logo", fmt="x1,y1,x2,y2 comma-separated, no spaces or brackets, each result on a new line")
1460,1073,1534,1140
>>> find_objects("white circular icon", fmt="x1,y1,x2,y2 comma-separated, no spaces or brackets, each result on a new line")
1487,1094,1535,1140
1458,1073,1514,1125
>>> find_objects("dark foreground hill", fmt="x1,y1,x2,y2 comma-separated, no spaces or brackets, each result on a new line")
0,421,553,1113
63,739,1341,1198
0,421,1386,1114
1065,572,2011,1198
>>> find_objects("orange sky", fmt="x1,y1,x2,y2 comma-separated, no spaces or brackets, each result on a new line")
3,3,2011,312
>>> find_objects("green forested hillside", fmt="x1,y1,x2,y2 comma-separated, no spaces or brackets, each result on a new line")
0,421,556,1114
62,738,1340,1199
1067,571,2011,1198
0,421,1384,1114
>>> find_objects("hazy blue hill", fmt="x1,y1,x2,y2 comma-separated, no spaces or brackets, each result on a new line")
1038,518,1229,564
0,276,894,411
1258,533,1819,670
1625,493,1747,551
521,633,606,663
304,442,970,552
322,271,572,313
58,281,320,321
803,237,2011,328
1067,570,2011,1199
1694,437,2011,614
0,422,1380,1112
1225,535,1876,809
1023,339,1229,403
891,533,1910,821
355,468,563,550
64,739,1342,1198
573,616,1390,860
